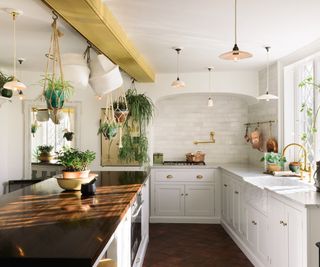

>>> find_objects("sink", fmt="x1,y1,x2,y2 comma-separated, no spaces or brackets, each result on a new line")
244,176,313,191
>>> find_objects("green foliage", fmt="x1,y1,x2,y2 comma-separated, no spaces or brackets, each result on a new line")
113,100,127,111
118,133,149,164
41,75,74,100
98,122,118,140
31,123,39,137
58,147,96,171
0,72,13,88
260,152,287,166
125,89,154,126
38,145,54,154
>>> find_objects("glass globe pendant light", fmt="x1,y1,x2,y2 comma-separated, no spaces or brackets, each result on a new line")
257,47,278,101
4,9,27,91
171,47,185,88
219,0,252,61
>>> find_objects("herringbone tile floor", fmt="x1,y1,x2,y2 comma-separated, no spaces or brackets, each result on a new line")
143,224,253,267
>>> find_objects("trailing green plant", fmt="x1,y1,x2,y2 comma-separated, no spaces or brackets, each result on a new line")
299,77,320,142
260,152,286,166
98,121,118,140
63,131,74,141
31,123,39,137
58,147,96,171
0,71,14,98
118,133,149,164
41,75,74,109
113,100,127,111
38,145,54,154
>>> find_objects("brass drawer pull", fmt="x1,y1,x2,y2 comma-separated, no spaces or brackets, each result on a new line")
166,175,173,179
224,184,228,187
196,175,203,179
282,222,287,226
252,220,257,225
234,191,239,194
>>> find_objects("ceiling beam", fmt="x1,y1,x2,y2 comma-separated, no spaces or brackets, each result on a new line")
42,0,155,82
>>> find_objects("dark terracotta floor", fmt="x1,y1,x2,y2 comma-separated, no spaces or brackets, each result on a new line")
143,224,253,267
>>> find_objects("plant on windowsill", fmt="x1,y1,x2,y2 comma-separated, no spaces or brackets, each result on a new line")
38,145,54,163
58,147,96,178
260,152,286,173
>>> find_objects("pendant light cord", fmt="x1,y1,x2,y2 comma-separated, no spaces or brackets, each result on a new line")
266,47,270,94
176,49,180,79
234,0,237,44
12,12,17,79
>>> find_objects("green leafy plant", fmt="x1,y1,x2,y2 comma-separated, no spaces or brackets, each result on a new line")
31,123,39,137
260,152,286,166
41,75,74,109
63,131,74,141
299,77,320,141
38,145,54,154
0,71,14,98
58,147,96,171
98,121,118,140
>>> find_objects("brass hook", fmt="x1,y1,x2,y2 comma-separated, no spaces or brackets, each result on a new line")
52,10,58,20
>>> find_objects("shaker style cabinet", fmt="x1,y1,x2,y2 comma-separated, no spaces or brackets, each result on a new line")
151,168,219,223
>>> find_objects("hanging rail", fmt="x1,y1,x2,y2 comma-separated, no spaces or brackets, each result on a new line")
244,120,276,127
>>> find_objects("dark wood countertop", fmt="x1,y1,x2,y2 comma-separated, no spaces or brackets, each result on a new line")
0,171,149,267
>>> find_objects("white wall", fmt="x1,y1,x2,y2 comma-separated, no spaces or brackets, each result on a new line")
248,63,279,166
152,93,249,163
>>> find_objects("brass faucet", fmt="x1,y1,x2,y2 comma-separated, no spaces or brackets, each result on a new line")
193,131,215,145
281,143,312,181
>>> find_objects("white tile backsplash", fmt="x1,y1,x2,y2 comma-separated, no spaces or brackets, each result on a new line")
153,94,249,163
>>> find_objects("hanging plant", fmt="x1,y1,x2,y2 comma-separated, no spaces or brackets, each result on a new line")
63,131,74,141
98,121,118,140
113,99,129,123
31,122,39,137
0,72,14,98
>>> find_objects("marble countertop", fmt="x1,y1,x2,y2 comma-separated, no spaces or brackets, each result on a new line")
152,162,320,207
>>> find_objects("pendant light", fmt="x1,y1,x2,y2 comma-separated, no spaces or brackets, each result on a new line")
171,47,185,88
207,67,214,107
219,0,252,61
257,47,278,101
4,9,27,91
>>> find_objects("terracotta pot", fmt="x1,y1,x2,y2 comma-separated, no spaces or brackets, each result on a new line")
63,171,82,179
267,163,281,172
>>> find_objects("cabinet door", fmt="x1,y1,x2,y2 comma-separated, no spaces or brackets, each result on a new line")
269,197,287,267
256,212,268,265
246,206,258,250
287,205,303,267
232,181,241,233
141,177,149,240
155,184,184,216
116,210,131,267
221,175,230,221
185,185,214,217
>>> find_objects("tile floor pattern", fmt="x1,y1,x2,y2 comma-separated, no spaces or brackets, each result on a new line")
143,224,254,267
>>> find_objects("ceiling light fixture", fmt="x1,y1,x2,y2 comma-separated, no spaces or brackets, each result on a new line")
4,9,27,91
219,0,252,61
257,47,278,101
207,67,214,107
171,47,185,88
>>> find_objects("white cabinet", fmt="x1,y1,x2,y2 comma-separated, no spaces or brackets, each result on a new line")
151,168,218,223
269,196,303,267
155,184,185,216
232,180,241,233
141,178,149,241
185,185,214,217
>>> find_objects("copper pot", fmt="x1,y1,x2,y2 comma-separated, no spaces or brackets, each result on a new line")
186,151,205,162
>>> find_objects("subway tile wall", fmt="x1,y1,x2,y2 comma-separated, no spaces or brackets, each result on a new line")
153,94,249,163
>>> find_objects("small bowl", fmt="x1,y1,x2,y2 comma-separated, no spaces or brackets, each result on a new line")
55,175,96,191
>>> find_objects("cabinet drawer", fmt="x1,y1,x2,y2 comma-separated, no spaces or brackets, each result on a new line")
155,169,214,183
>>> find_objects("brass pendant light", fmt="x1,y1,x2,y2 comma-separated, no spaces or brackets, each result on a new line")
4,9,27,91
171,47,185,88
257,47,278,101
219,0,252,61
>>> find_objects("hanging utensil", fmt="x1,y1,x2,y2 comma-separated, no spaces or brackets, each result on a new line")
266,121,278,153
251,123,263,151
244,125,250,143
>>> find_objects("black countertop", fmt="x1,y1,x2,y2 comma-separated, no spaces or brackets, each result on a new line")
0,171,149,267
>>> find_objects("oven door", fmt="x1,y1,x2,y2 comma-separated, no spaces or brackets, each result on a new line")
131,195,143,265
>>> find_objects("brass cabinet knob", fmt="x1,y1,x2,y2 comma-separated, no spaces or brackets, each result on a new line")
224,184,228,187
181,193,184,196
166,175,173,179
251,220,257,225
196,175,203,179
185,193,189,196
282,222,287,226
280,220,284,225
234,191,239,194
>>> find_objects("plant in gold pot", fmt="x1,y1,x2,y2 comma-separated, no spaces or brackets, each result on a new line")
38,145,54,162
261,152,286,173
58,147,96,178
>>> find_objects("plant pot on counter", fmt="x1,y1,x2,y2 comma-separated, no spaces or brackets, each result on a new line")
62,169,91,179
267,163,282,172
38,152,53,162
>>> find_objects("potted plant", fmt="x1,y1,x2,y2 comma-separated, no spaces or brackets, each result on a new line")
31,122,39,137
38,145,54,162
260,152,286,173
63,130,74,141
98,121,118,140
58,147,95,178
42,75,74,110
113,100,129,123
0,72,14,98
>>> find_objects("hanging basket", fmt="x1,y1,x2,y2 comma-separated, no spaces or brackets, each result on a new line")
45,88,65,109
89,54,115,77
36,109,49,122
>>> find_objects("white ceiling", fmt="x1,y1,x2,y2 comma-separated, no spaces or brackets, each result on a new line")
104,0,320,72
0,0,320,75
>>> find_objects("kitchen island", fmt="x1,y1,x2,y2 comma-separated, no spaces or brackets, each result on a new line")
0,171,149,267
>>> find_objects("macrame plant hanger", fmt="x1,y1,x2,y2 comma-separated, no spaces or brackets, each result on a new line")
42,12,65,120
113,87,129,148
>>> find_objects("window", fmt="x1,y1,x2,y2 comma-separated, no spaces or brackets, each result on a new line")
284,55,320,167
